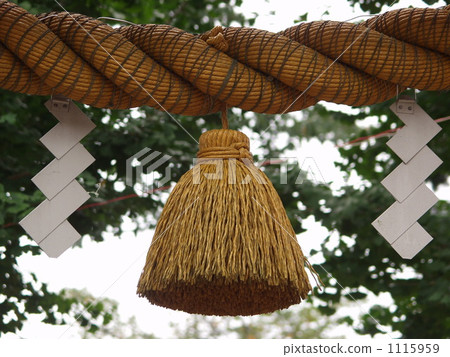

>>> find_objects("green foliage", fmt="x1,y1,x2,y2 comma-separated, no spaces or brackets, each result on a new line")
300,91,450,338
16,0,253,32
0,0,249,336
347,0,447,14
1,0,448,339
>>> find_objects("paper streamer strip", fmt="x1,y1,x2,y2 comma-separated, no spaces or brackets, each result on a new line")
372,98,442,259
20,96,95,257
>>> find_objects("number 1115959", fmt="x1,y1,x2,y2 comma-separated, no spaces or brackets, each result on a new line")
388,343,439,354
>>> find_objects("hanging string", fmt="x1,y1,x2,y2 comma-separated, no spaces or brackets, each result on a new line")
221,105,229,129
96,17,137,26
87,179,106,197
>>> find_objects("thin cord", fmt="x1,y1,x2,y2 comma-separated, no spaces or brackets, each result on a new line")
37,14,60,22
97,16,137,26
280,27,371,114
253,1,413,327
251,196,394,338
260,0,401,137
53,0,199,144
58,196,200,338
343,14,376,22
87,179,105,197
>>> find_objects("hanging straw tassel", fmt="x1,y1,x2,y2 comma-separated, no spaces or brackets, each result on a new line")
137,129,319,315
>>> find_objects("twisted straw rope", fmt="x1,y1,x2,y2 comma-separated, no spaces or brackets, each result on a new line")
0,0,449,116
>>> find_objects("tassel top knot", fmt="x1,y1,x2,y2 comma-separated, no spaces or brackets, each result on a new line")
197,129,253,162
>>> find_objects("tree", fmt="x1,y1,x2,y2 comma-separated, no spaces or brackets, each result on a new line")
287,0,450,337
300,90,450,338
348,0,444,13
0,0,251,335
1,0,448,339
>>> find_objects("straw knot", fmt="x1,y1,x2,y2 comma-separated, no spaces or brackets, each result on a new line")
200,25,229,52
197,142,252,161
197,129,253,161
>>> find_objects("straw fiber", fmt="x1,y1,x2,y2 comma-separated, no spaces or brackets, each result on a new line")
0,0,448,115
137,129,318,315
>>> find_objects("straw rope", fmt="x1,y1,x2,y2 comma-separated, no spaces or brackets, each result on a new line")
0,0,449,115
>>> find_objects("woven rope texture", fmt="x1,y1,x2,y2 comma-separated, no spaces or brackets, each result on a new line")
0,0,449,115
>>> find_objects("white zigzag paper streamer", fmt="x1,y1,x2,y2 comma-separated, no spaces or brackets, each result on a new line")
372,99,442,259
20,96,95,257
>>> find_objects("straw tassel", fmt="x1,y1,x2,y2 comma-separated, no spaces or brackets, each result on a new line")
137,129,319,315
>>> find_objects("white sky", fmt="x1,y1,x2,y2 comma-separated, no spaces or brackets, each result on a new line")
4,0,448,339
